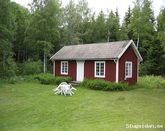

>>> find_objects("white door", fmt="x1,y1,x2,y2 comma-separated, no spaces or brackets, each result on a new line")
76,61,84,81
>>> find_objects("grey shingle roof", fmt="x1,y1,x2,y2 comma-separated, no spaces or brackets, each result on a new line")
50,40,136,60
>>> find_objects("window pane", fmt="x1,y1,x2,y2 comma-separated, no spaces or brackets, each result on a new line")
125,62,132,77
100,72,104,76
61,62,68,74
96,62,104,76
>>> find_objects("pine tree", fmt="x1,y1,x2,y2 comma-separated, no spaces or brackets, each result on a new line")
93,10,107,42
106,10,120,41
123,6,132,39
129,0,163,75
157,8,165,52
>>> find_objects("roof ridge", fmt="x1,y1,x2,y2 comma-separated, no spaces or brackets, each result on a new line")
63,40,130,47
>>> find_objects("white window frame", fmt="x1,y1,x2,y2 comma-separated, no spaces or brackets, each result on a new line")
61,61,68,75
94,61,105,78
125,61,132,79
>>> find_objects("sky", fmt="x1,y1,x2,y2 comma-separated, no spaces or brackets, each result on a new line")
11,0,165,21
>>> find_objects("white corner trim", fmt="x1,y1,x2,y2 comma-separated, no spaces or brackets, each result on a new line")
114,59,119,83
61,61,68,75
131,41,143,62
94,61,105,78
118,40,143,62
137,59,140,81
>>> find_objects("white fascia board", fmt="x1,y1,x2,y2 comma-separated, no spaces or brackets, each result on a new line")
118,40,143,62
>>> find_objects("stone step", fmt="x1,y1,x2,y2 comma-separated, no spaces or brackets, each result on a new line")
69,81,81,86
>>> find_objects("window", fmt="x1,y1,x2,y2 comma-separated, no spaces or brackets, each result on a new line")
61,61,68,75
125,61,132,78
95,61,105,78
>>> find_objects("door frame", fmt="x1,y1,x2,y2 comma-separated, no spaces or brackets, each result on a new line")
76,61,85,81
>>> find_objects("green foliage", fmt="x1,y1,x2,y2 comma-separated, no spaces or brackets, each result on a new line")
157,8,165,52
106,10,120,41
128,0,165,75
0,0,17,78
54,76,72,85
82,79,129,91
35,73,71,85
136,75,165,89
0,57,17,78
20,60,42,75
34,73,56,84
24,0,61,72
61,0,92,44
93,10,107,42
11,2,29,62
8,76,24,84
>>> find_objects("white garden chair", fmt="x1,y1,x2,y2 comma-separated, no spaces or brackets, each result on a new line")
53,82,77,96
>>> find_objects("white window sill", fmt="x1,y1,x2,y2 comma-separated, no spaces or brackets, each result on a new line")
95,75,105,78
125,76,132,80
61,73,68,75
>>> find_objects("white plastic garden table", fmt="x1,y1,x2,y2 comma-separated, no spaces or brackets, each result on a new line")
53,82,77,96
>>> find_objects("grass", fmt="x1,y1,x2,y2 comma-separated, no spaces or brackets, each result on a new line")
0,81,165,131
136,75,165,89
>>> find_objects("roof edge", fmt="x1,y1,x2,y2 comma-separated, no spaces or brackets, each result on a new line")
118,40,143,62
52,58,118,61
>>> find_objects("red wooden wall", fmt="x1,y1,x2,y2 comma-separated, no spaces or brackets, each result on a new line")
55,60,76,81
119,46,138,85
84,60,116,82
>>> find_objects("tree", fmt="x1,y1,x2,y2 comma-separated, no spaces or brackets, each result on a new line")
60,0,81,45
93,10,106,42
156,7,165,75
128,0,143,46
157,7,165,52
106,10,120,41
129,0,164,75
0,0,17,78
37,40,53,73
76,0,93,43
60,0,92,44
11,2,30,62
24,0,61,73
129,0,155,58
119,23,128,40
123,6,132,39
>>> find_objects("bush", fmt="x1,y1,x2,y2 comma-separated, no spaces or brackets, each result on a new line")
107,82,129,91
0,58,17,78
137,75,165,89
35,73,71,85
55,76,72,85
82,79,128,91
82,79,109,90
20,60,42,75
8,76,24,84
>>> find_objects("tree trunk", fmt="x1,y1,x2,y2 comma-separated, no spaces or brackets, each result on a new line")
43,52,47,73
3,50,6,68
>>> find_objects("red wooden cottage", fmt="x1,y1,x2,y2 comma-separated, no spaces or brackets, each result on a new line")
50,40,143,85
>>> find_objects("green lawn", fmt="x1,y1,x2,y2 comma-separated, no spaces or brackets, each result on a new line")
0,82,165,131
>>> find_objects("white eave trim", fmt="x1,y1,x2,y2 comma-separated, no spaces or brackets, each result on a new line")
118,40,143,62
